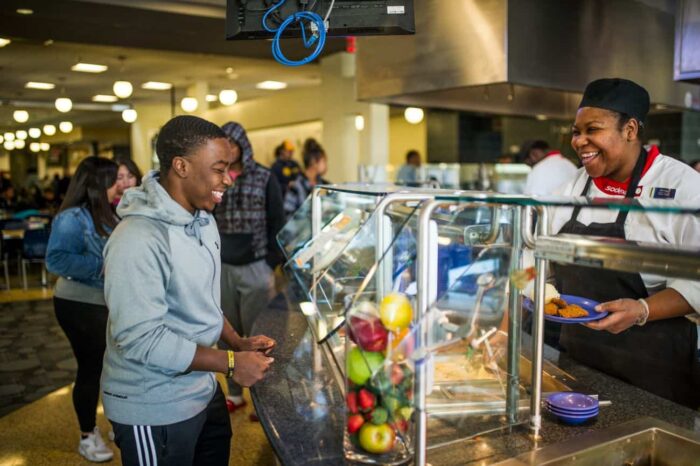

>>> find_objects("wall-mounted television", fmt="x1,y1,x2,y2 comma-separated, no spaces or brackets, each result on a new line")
226,0,415,40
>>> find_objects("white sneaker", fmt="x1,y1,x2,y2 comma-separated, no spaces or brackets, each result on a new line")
79,427,114,463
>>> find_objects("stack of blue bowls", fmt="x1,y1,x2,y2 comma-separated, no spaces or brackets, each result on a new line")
546,392,599,425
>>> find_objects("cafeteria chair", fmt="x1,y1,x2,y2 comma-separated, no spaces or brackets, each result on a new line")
21,227,50,290
0,238,10,290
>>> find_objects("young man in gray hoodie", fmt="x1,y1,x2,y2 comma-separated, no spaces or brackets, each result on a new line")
101,115,275,466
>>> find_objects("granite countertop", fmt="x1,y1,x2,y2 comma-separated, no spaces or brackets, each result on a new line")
251,295,700,465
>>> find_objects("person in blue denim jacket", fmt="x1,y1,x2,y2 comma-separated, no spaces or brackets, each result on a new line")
46,156,119,463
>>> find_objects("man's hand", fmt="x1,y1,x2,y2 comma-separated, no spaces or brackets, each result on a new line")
232,351,274,387
238,335,276,355
584,299,644,334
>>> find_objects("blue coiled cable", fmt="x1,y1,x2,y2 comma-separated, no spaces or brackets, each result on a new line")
262,0,327,67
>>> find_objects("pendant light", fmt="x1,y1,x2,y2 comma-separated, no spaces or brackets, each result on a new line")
218,89,238,106
122,108,138,123
180,97,198,113
59,121,73,133
113,56,133,99
13,110,29,123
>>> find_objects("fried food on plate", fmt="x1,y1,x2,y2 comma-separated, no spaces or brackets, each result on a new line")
550,297,568,308
544,303,559,315
558,304,588,319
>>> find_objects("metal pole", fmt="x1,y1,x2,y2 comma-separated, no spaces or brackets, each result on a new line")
415,199,441,466
374,193,435,300
529,206,549,438
311,187,322,314
506,206,523,424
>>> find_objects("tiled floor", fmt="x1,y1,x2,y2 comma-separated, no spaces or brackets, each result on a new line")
0,290,276,465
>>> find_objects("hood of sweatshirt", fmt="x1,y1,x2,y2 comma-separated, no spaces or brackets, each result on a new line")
221,121,255,175
117,170,211,244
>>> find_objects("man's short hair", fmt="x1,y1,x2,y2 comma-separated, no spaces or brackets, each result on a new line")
406,150,420,162
156,116,226,174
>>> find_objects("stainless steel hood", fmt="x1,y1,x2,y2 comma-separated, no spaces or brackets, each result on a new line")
356,0,700,118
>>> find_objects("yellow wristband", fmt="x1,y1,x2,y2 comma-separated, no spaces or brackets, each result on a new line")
226,350,235,378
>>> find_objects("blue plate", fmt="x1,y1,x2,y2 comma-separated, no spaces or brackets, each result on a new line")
522,294,607,323
547,392,599,410
547,405,599,416
554,412,598,425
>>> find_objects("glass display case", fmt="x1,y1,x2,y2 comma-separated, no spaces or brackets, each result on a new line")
280,187,700,465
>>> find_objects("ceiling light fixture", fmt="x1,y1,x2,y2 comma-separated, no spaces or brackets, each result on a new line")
59,121,73,133
0,38,11,47
206,94,218,103
112,56,133,99
4,133,15,142
28,128,41,138
40,142,50,151
255,81,287,90
25,81,55,90
55,97,72,113
180,97,198,113
30,142,41,153
92,94,118,103
16,130,28,140
141,81,172,91
219,90,238,106
122,109,138,123
43,124,56,136
16,8,33,15
404,107,424,124
355,115,365,131
14,139,25,149
113,81,133,99
71,62,108,73
4,141,15,151
13,110,29,123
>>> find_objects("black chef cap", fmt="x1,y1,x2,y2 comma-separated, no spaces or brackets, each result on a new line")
578,78,650,124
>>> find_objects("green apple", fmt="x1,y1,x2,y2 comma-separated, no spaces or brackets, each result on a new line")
358,423,396,454
347,347,385,386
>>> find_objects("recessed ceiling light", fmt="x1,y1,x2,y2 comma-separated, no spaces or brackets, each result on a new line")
25,81,55,90
92,94,118,103
535,114,548,121
141,81,172,91
0,38,11,47
16,8,33,15
205,94,218,102
255,80,287,90
71,62,108,73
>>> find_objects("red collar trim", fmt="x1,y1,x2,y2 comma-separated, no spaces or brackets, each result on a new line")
592,145,660,196
545,150,561,158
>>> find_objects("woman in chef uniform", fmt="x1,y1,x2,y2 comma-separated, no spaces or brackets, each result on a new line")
550,78,700,408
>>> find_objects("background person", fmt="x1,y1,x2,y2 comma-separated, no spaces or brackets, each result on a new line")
521,140,578,195
46,156,119,463
283,138,329,218
270,139,300,196
214,121,285,411
395,149,422,185
113,157,143,206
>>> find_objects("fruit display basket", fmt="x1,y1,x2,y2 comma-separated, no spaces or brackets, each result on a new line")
344,293,416,464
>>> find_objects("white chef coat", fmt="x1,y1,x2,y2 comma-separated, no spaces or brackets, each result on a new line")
524,152,578,196
549,146,700,312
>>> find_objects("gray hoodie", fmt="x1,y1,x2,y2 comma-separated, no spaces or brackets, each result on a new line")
101,171,223,425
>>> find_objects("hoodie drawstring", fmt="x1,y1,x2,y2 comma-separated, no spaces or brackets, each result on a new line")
184,211,210,245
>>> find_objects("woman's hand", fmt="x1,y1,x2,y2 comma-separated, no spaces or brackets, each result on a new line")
238,335,276,355
584,298,644,334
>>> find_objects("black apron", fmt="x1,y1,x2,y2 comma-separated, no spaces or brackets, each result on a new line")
555,148,700,409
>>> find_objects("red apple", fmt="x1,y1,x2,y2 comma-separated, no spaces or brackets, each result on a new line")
348,315,388,352
348,414,365,434
358,388,376,412
347,391,358,414
358,423,396,454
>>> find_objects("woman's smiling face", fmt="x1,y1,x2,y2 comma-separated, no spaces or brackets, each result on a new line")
571,107,639,181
